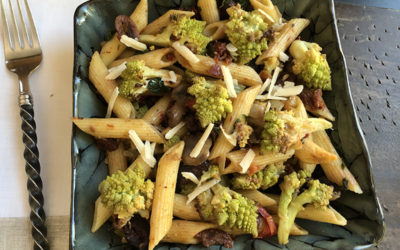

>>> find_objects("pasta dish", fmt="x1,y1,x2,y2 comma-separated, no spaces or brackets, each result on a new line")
72,0,362,248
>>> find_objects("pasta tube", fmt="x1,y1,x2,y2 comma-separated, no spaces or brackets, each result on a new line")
149,142,185,250
106,143,127,174
173,194,202,221
256,18,310,65
312,130,363,194
295,139,338,164
175,53,263,86
91,198,113,233
198,0,220,24
142,10,194,35
142,95,173,125
100,0,148,66
250,0,281,23
89,52,135,118
72,118,165,143
203,20,227,41
209,85,261,160
237,190,277,207
108,48,177,69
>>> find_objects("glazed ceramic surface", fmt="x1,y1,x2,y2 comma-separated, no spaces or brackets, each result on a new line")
71,0,385,249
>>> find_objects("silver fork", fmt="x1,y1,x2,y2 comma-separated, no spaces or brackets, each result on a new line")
1,0,48,249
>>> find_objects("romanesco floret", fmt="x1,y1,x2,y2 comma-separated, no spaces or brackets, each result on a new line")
277,171,333,244
231,163,284,190
260,110,290,154
199,164,220,184
119,60,167,99
197,184,259,236
164,135,180,152
225,5,269,64
98,167,154,219
133,102,148,118
187,76,233,127
235,116,253,148
140,15,211,53
289,40,332,90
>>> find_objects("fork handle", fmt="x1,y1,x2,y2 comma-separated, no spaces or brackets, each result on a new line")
20,103,49,250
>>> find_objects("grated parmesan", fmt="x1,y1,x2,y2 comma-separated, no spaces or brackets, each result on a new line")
220,65,237,98
265,101,271,113
129,130,145,153
105,62,127,80
239,149,256,174
181,172,200,184
257,9,275,23
226,43,238,57
105,87,119,118
256,94,287,101
220,125,237,146
270,100,284,111
190,123,214,158
186,179,220,204
165,121,185,140
274,85,304,97
128,130,156,167
283,81,295,88
121,35,147,51
267,67,282,99
172,41,200,64
259,78,272,95
279,51,289,62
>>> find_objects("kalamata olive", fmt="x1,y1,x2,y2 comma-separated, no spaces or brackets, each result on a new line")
115,15,139,40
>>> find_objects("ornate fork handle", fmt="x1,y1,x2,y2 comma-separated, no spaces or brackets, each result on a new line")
19,97,49,250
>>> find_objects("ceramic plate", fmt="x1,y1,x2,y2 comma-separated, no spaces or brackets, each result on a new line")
71,0,385,249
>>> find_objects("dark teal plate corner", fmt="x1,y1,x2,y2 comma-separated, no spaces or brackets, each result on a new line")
71,0,385,249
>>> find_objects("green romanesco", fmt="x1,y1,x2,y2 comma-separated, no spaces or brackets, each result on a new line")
198,164,220,185
197,184,259,237
231,163,284,190
225,5,269,64
119,60,167,99
164,135,181,152
188,76,233,127
234,116,253,148
260,110,290,154
277,171,333,245
133,102,148,118
289,40,332,90
140,15,211,53
98,167,154,219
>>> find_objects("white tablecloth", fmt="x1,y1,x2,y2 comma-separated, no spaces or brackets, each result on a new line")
0,0,86,218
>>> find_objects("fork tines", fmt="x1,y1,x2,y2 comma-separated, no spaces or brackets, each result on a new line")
1,0,40,53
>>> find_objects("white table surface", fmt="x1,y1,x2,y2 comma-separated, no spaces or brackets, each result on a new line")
0,0,87,219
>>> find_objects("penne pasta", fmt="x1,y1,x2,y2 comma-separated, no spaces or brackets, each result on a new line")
256,18,310,65
209,85,261,160
198,0,220,24
142,95,173,125
106,143,127,174
149,142,185,250
203,20,227,41
100,0,148,66
271,215,308,236
174,53,263,86
91,198,113,233
250,0,281,23
72,118,165,143
237,190,277,207
173,194,202,221
142,10,195,35
89,52,135,118
109,48,177,69
312,130,363,194
266,194,347,226
295,139,338,164
162,220,216,245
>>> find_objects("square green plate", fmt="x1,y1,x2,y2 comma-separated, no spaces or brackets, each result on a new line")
71,0,385,249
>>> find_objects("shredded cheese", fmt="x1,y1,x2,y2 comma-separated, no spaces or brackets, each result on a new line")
181,172,200,184
151,142,156,154
128,130,145,153
259,78,271,95
270,100,284,111
279,51,289,62
186,179,220,204
226,43,238,57
265,101,271,113
284,81,295,88
220,125,237,146
190,123,214,158
239,149,256,174
165,121,185,140
143,141,157,167
105,62,127,80
172,41,200,64
256,94,287,101
274,85,304,97
220,65,237,98
267,67,281,99
257,9,275,23
105,87,119,118
121,35,147,51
